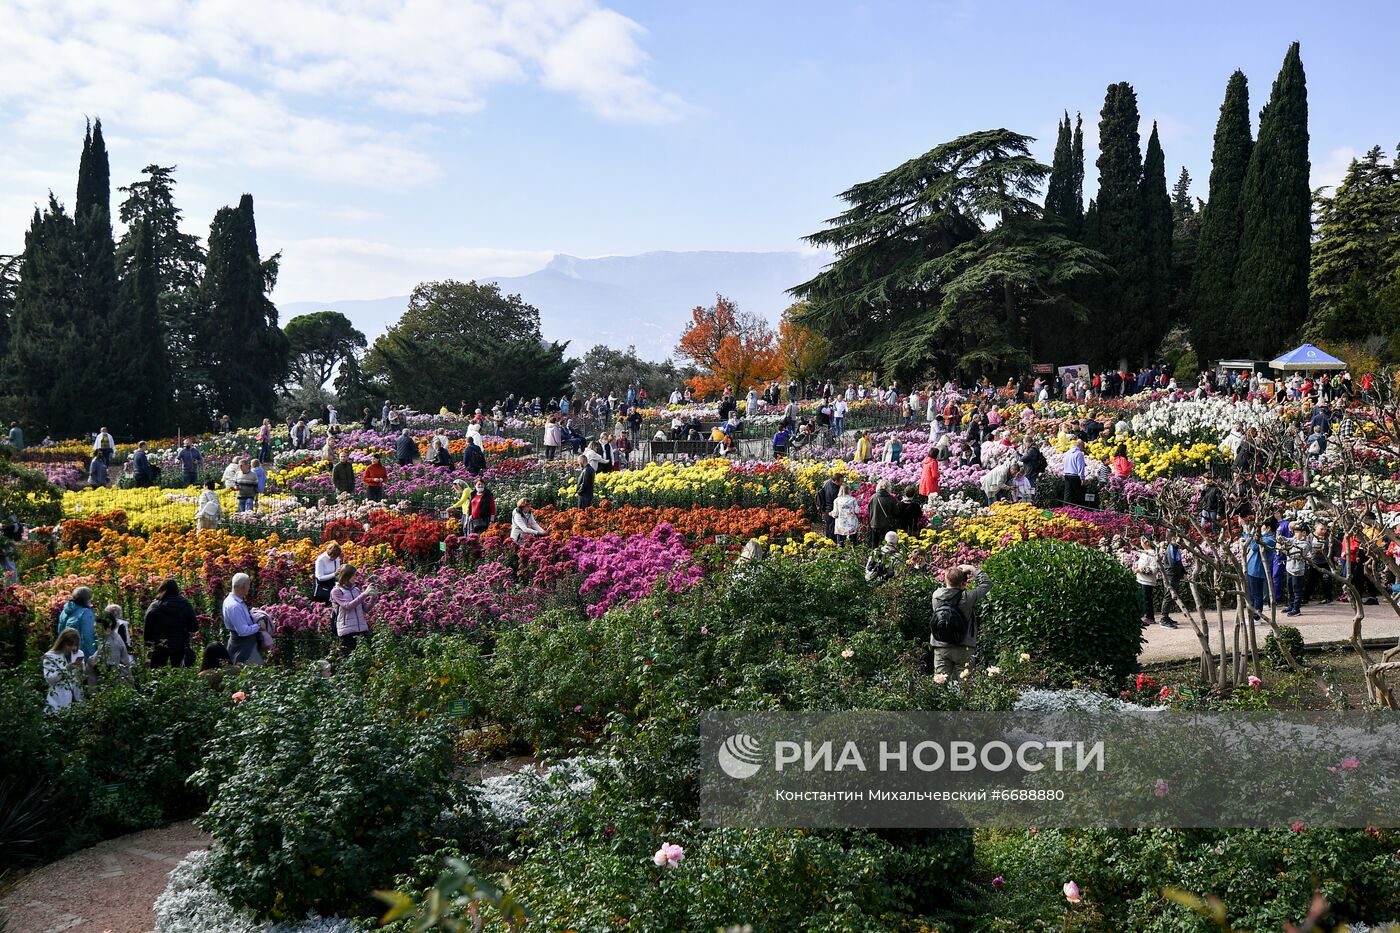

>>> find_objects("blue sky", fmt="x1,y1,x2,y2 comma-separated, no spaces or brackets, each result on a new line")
0,0,1395,302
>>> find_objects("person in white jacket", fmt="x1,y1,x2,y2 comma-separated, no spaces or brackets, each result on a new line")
1134,536,1161,627
195,480,222,532
510,499,548,542
43,629,85,711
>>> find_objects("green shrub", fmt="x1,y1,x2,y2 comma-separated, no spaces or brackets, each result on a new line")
339,633,490,725
978,539,1143,686
975,826,1400,932
490,608,641,753
506,776,974,931
0,664,228,860
191,669,455,922
1264,624,1306,667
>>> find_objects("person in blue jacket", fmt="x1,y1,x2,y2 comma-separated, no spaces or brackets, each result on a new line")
177,440,203,486
57,586,97,677
1242,517,1277,622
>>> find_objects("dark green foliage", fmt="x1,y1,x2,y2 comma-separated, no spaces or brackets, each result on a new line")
1169,168,1203,331
1263,624,1306,666
1091,81,1160,365
1191,70,1253,362
332,351,382,419
0,665,227,862
108,220,172,437
74,120,121,431
284,310,367,388
1046,111,1085,239
365,280,574,409
570,343,691,400
1306,146,1400,342
117,165,207,426
197,194,289,422
978,539,1143,685
191,669,455,921
976,827,1400,932
1140,124,1174,347
793,129,1108,381
1235,42,1311,356
4,201,85,436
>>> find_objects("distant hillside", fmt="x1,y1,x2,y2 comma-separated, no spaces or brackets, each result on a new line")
277,249,830,360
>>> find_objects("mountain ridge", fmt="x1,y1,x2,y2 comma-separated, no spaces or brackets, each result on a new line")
277,249,830,359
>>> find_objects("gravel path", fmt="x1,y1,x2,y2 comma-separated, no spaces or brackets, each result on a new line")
1,821,209,933
1139,599,1400,663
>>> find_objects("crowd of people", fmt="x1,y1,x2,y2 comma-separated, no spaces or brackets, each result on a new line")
22,355,1384,707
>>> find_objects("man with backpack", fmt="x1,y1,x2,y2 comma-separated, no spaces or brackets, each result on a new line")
930,563,993,676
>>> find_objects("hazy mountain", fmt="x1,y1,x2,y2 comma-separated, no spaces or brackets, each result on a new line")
277,249,831,360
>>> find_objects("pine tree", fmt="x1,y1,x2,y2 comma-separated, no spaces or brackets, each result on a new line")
1190,70,1253,363
1306,146,1400,340
198,195,288,422
108,220,172,437
1091,81,1149,364
5,199,84,436
1235,42,1311,356
1140,123,1174,353
1170,167,1204,330
1171,167,1195,222
117,165,205,424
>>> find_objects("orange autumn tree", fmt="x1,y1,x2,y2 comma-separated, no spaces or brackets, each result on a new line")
675,294,781,398
775,302,830,385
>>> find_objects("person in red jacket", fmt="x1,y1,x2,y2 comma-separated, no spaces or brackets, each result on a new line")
918,451,941,497
362,456,388,502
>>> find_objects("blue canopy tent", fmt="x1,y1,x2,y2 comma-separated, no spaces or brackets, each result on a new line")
1269,343,1347,372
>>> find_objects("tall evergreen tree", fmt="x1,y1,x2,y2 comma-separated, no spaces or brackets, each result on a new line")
1171,167,1195,222
198,195,288,422
73,119,119,424
1069,113,1085,239
1306,146,1400,341
1140,123,1174,352
1235,42,1311,356
1190,70,1253,363
5,199,84,436
792,129,1109,379
108,220,171,437
1091,81,1151,364
117,165,206,423
1045,114,1074,223
1169,167,1204,329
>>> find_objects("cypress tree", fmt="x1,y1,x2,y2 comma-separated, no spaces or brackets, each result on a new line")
109,220,171,437
198,194,288,421
1190,71,1252,363
1140,123,1174,351
1092,82,1148,364
1171,167,1195,222
73,119,120,427
1235,43,1310,356
1046,114,1073,224
1082,199,1100,248
1069,113,1085,239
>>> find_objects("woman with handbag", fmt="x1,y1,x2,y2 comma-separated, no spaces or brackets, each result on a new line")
312,541,342,604
330,565,375,656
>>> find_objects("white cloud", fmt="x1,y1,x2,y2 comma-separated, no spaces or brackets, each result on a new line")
274,237,556,302
1311,146,1358,196
0,0,681,191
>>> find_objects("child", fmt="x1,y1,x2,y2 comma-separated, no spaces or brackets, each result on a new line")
1283,522,1312,616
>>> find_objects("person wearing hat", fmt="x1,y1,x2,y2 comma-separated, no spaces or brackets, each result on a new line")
865,530,903,583
510,499,547,542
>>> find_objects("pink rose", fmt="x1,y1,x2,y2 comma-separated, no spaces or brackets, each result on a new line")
231,691,246,702
652,842,685,868
1063,880,1081,903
